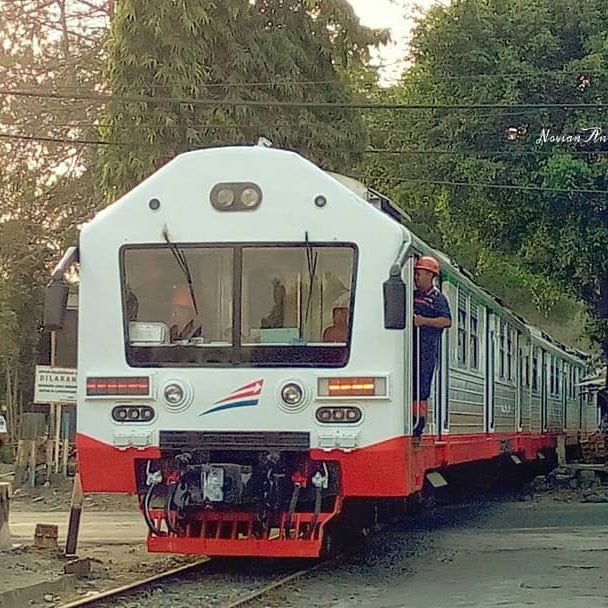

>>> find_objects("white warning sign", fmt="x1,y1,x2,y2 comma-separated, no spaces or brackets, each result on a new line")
34,366,77,404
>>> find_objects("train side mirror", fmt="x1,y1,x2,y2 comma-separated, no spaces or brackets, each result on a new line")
44,280,69,330
383,265,406,329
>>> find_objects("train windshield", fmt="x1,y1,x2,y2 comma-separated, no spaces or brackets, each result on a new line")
122,243,356,367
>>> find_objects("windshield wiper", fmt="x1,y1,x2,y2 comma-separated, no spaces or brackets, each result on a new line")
162,225,198,314
304,231,318,324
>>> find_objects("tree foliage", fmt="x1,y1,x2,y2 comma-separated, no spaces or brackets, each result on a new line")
364,0,608,357
101,0,387,196
0,0,110,445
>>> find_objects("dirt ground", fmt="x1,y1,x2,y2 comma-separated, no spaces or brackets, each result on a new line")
10,475,138,513
1,466,196,606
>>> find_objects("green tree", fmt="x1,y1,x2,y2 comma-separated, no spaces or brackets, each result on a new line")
366,0,608,358
0,1,109,445
101,0,387,196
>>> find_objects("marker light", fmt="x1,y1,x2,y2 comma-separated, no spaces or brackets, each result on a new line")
316,406,362,424
317,377,388,398
112,405,155,423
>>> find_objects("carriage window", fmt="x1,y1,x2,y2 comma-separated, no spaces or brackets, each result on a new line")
570,366,575,399
457,289,467,366
532,348,539,392
499,321,505,379
469,301,479,369
507,326,513,381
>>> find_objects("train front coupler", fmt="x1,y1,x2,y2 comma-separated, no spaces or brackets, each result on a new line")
137,453,342,557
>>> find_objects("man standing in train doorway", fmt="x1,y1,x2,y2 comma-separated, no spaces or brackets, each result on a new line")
413,256,452,440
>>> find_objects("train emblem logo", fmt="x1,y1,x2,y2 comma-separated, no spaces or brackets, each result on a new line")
199,379,264,416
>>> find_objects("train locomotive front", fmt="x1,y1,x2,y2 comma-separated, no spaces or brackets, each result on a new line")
68,147,411,558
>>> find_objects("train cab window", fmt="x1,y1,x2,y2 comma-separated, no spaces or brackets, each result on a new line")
121,243,356,367
241,245,355,349
123,245,233,343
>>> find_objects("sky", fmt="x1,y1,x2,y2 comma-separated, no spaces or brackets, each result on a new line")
347,0,439,83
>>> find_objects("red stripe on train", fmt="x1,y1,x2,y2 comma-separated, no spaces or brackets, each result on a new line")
76,431,566,496
76,433,160,493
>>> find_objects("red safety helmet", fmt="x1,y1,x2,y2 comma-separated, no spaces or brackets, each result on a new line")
414,256,440,276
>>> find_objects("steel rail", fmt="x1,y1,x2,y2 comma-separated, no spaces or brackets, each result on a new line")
57,552,337,608
222,557,335,608
57,557,211,607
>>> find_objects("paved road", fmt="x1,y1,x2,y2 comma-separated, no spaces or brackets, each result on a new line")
9,510,146,545
247,499,608,608
377,501,608,608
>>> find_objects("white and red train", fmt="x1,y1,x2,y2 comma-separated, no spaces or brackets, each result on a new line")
46,145,594,558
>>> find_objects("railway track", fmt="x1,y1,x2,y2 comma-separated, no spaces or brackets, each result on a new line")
57,554,334,608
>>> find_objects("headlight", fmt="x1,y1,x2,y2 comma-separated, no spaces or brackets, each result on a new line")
281,382,303,406
210,183,262,211
215,187,235,208
241,187,260,208
164,383,185,405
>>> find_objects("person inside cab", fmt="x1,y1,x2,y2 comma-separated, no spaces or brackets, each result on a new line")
413,256,452,439
170,287,203,342
323,306,349,342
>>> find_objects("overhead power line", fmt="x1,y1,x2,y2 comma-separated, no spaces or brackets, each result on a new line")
2,87,608,111
0,132,115,146
3,140,606,197
9,66,606,93
376,177,608,196
4,131,608,161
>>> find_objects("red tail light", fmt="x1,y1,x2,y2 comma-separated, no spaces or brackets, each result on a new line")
86,376,150,397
